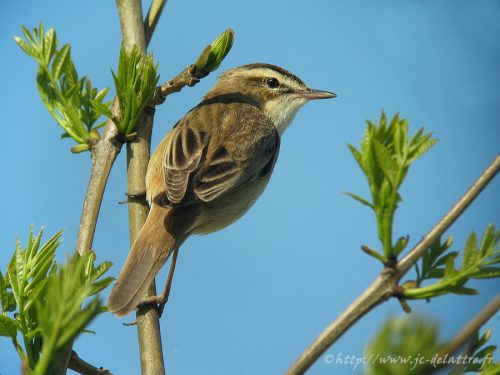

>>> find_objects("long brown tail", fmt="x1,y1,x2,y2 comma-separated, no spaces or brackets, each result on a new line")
108,204,175,316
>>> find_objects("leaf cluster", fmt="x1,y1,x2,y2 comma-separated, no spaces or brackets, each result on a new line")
348,112,437,262
0,227,113,373
14,23,111,152
406,224,500,300
101,45,159,136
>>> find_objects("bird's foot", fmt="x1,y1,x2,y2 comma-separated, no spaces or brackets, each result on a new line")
119,190,147,205
136,294,169,317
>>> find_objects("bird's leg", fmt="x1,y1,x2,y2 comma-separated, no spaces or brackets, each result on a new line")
119,190,147,205
136,246,179,317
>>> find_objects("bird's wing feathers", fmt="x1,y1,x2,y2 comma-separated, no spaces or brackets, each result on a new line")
161,106,279,205
163,126,208,204
192,145,243,202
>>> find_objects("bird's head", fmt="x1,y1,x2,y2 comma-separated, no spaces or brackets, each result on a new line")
205,63,336,134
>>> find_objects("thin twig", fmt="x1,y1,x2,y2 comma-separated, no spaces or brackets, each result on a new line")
285,155,500,375
439,295,500,358
69,350,114,375
144,0,168,46
397,155,500,275
150,64,202,105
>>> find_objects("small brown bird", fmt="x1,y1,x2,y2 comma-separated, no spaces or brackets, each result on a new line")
108,63,336,316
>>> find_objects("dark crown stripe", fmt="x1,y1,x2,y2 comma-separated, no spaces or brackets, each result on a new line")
241,63,305,86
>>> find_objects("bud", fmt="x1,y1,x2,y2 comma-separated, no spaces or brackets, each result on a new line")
71,143,90,153
194,28,234,77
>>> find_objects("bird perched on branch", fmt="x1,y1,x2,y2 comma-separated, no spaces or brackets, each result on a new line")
108,63,336,316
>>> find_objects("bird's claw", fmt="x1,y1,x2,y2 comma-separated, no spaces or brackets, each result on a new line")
136,295,168,317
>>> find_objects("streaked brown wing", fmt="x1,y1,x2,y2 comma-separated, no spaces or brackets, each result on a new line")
162,126,207,204
162,102,280,205
193,128,280,202
192,146,242,202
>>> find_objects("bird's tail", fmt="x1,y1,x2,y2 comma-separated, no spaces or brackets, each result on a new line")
108,204,175,317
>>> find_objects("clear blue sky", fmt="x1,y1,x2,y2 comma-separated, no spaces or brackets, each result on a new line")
1,1,499,374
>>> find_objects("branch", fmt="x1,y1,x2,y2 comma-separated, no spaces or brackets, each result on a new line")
150,64,201,105
397,155,500,275
144,0,168,47
285,155,500,375
116,0,165,374
439,295,500,358
68,350,113,375
74,100,123,255
50,1,167,372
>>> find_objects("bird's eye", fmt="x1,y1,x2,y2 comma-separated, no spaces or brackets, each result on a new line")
266,77,279,88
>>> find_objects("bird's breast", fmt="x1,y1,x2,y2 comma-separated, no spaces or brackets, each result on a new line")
192,173,272,234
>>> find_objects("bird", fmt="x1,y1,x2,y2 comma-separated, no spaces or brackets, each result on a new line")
108,63,336,316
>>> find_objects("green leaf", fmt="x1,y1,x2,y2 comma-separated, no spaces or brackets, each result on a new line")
14,36,38,58
407,134,437,163
434,251,459,268
344,192,374,210
462,232,478,270
0,314,18,339
16,24,110,148
89,99,113,119
52,44,71,80
443,252,458,279
347,144,365,173
31,251,111,374
112,45,159,135
89,277,114,296
471,267,500,279
21,25,36,46
90,260,113,280
447,285,478,295
42,28,57,66
93,87,110,102
372,139,397,188
479,224,497,257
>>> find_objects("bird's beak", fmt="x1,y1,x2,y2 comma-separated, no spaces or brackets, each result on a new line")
297,88,337,100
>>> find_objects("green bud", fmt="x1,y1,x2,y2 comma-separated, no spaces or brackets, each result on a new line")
402,280,417,290
393,235,410,257
71,144,90,153
90,129,100,141
195,28,234,76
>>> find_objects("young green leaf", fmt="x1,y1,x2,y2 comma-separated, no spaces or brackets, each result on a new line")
405,225,499,301
348,112,437,263
372,139,397,188
51,44,71,80
343,192,374,210
112,45,159,135
14,24,110,150
0,314,19,339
